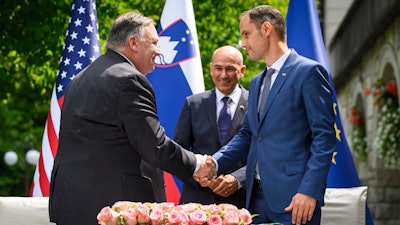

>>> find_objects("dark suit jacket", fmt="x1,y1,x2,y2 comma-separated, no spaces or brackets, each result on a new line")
173,86,248,207
214,50,336,213
49,50,197,225
140,160,166,202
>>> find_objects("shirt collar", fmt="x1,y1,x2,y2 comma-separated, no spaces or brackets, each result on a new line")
215,85,241,104
269,49,291,71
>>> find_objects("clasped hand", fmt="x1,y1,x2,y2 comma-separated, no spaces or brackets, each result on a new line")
193,155,216,183
208,174,239,197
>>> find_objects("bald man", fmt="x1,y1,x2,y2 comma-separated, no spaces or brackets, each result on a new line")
174,46,248,207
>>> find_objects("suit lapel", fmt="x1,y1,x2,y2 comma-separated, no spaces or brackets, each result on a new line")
259,52,297,123
205,89,220,145
256,69,266,101
227,87,248,141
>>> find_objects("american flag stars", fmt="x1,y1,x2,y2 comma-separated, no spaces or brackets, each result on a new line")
55,0,101,97
31,0,101,197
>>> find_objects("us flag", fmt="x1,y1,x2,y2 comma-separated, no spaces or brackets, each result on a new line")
30,0,101,197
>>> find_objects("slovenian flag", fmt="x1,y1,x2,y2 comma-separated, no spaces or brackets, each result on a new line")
147,0,205,204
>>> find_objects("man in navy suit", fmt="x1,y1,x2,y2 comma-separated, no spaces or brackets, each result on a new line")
209,5,336,225
174,45,248,208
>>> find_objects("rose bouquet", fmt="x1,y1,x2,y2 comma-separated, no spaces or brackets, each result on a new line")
97,201,253,225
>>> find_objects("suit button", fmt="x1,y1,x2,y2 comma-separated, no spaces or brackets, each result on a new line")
258,137,262,141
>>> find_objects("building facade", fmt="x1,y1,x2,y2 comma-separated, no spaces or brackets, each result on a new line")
324,0,400,224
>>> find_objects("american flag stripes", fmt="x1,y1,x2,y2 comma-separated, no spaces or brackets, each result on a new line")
30,0,101,197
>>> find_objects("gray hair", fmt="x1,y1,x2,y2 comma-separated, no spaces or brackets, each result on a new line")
241,5,286,41
106,12,154,50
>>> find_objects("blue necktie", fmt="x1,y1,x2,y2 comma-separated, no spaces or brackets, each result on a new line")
256,68,275,178
218,96,232,145
258,68,275,115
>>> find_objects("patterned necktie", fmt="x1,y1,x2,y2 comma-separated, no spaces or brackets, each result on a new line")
218,96,232,145
258,68,275,115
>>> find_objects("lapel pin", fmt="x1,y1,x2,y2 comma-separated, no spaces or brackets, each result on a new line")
282,73,287,77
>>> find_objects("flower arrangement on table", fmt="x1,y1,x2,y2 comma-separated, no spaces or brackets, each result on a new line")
97,201,253,225
365,77,400,165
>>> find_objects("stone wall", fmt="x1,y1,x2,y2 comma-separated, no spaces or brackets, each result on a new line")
335,16,400,225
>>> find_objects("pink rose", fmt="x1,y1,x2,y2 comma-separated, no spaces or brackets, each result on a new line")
97,206,119,225
149,208,164,225
113,201,132,209
167,209,180,225
238,208,252,225
160,202,175,210
182,203,200,214
207,215,223,225
199,204,211,211
189,209,207,225
135,203,151,224
208,204,222,215
220,203,238,211
224,210,239,225
172,205,183,212
179,211,190,225
120,208,138,225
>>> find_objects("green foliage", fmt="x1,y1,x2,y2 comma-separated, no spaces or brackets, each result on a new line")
0,1,71,196
368,78,400,166
0,0,288,196
193,0,289,89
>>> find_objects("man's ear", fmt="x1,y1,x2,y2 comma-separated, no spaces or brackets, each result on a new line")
128,36,138,51
261,21,272,37
240,65,247,76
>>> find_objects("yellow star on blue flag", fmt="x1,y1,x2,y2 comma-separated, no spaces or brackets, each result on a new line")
286,0,374,224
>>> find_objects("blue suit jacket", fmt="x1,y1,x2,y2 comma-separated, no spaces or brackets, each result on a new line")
213,50,336,213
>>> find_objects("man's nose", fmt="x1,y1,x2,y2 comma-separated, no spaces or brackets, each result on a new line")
155,46,162,56
240,40,247,50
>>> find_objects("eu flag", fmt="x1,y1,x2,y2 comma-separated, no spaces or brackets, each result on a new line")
286,0,374,224
147,0,205,204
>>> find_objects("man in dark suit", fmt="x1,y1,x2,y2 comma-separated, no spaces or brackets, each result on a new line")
207,5,336,225
49,12,215,225
174,46,248,208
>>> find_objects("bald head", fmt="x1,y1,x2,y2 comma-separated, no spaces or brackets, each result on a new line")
211,45,244,66
210,45,246,95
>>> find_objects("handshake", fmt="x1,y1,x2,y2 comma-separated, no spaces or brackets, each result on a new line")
192,154,217,185
192,154,239,197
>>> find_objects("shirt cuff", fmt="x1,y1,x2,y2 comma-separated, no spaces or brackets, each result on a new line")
194,154,218,178
194,154,202,173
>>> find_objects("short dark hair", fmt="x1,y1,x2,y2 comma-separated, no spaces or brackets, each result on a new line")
241,5,286,41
